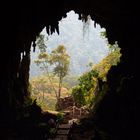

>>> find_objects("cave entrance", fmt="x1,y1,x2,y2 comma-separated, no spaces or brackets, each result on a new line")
29,10,121,120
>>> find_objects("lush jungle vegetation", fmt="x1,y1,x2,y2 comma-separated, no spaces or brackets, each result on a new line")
30,33,121,111
29,11,121,112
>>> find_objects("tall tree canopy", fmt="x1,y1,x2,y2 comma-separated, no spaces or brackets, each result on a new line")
49,45,70,99
34,42,70,101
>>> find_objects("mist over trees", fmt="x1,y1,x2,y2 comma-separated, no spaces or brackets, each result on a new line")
30,10,109,78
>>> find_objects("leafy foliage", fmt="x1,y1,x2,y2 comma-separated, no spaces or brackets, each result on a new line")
36,34,47,52
93,42,121,81
56,113,64,123
49,45,70,99
72,70,98,107
50,45,70,77
100,31,107,38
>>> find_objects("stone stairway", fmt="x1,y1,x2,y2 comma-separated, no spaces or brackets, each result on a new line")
50,124,72,140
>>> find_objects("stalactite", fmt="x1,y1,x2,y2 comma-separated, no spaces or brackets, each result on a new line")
50,25,55,34
55,22,59,34
81,14,88,22
94,21,96,28
46,25,50,35
32,40,36,52
79,13,82,20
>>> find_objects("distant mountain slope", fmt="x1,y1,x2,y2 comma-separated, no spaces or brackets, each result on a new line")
30,10,109,78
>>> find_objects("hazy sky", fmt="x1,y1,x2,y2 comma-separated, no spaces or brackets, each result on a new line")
30,10,109,77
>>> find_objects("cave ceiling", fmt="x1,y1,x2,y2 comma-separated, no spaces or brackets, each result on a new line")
13,0,139,51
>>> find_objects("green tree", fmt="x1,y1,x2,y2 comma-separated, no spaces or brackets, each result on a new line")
36,34,47,52
34,51,58,99
93,42,121,81
35,43,70,101
49,45,70,99
72,69,98,107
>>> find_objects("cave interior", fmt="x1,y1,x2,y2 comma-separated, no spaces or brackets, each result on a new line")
0,1,139,139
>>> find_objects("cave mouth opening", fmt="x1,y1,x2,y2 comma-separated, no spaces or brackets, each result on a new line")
29,10,121,119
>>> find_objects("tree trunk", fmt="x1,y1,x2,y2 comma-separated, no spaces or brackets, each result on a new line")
46,70,58,99
43,62,58,100
58,77,62,99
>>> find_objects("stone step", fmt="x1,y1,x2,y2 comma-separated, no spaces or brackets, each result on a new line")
50,123,72,140
58,124,71,129
54,135,68,140
56,129,70,135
